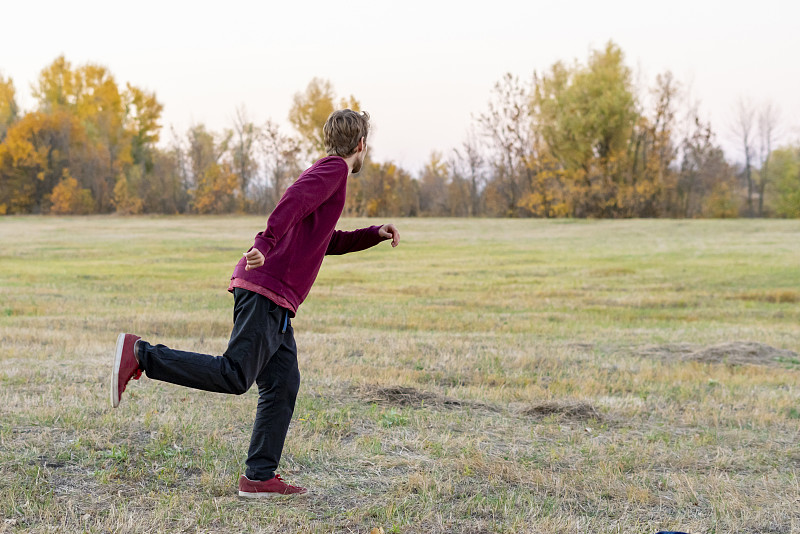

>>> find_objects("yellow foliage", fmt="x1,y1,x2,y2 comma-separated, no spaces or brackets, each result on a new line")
25,56,165,211
125,83,164,146
112,175,144,215
289,78,360,158
0,73,18,138
191,163,240,214
50,171,94,214
0,110,90,213
705,183,738,218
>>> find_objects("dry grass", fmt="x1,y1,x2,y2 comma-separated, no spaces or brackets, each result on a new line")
1,216,799,533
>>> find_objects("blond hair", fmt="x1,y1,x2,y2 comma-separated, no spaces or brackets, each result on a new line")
323,109,370,157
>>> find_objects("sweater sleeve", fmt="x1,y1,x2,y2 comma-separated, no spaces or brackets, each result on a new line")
325,225,389,255
252,158,347,256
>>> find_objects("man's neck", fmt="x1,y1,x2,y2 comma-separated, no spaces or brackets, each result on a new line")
342,152,358,174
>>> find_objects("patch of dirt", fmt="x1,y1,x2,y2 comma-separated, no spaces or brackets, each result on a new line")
357,385,498,411
689,342,799,366
638,341,799,368
518,400,602,421
636,343,696,359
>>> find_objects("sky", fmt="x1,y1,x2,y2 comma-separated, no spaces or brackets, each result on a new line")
2,0,799,172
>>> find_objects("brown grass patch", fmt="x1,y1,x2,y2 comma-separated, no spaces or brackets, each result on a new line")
356,385,497,411
589,267,636,276
730,289,800,304
689,341,799,366
518,400,602,421
637,341,800,367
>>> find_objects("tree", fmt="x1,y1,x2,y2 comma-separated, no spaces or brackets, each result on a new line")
254,120,301,213
140,143,189,214
622,71,679,217
770,145,800,218
451,129,486,216
0,111,97,214
31,56,78,112
192,162,239,214
112,173,144,214
0,73,18,142
479,73,535,217
755,101,780,216
732,98,756,216
288,78,360,159
347,160,418,217
231,106,259,209
50,171,94,214
125,83,164,172
531,41,638,217
418,151,450,216
32,57,144,212
185,124,238,214
675,117,735,217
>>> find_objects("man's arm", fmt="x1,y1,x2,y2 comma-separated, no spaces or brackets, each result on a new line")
326,223,400,255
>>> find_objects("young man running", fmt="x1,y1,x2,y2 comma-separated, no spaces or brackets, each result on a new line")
111,109,400,497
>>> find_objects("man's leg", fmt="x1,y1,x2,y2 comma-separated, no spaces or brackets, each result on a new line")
137,288,285,395
244,323,301,481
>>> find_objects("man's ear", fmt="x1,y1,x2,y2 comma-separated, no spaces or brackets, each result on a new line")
358,137,365,152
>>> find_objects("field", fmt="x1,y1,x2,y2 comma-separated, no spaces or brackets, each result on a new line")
1,216,799,534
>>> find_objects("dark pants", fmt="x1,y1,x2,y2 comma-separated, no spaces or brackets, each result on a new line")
137,287,300,481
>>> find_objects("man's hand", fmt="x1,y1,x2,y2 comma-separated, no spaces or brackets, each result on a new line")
379,223,400,247
243,248,265,271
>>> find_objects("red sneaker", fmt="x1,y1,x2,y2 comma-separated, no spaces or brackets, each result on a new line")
111,333,142,408
238,474,308,498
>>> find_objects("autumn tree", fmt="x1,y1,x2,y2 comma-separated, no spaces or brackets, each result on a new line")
346,160,418,217
0,111,99,214
418,151,450,216
732,98,756,217
50,171,94,214
253,119,302,213
770,145,800,218
621,72,680,217
289,78,360,159
231,106,259,210
112,174,144,214
33,58,131,211
185,124,239,214
139,139,189,214
0,73,18,142
479,73,536,217
674,117,736,217
755,101,780,216
125,83,164,171
532,41,638,217
451,130,486,216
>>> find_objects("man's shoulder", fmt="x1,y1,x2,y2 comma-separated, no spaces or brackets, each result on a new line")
301,156,348,178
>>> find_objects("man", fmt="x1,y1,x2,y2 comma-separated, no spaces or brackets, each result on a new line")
110,109,399,497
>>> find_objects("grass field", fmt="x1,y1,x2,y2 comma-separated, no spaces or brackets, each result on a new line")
1,216,799,534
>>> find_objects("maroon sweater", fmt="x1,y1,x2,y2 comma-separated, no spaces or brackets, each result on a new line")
230,156,387,314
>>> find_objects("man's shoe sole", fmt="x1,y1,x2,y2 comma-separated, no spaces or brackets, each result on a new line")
111,333,125,408
238,490,305,498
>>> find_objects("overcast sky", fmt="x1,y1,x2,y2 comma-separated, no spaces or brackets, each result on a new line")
3,0,799,171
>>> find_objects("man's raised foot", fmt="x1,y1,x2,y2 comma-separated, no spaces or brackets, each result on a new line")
111,333,142,408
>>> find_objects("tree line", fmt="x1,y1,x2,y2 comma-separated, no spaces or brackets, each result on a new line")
1,42,798,218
